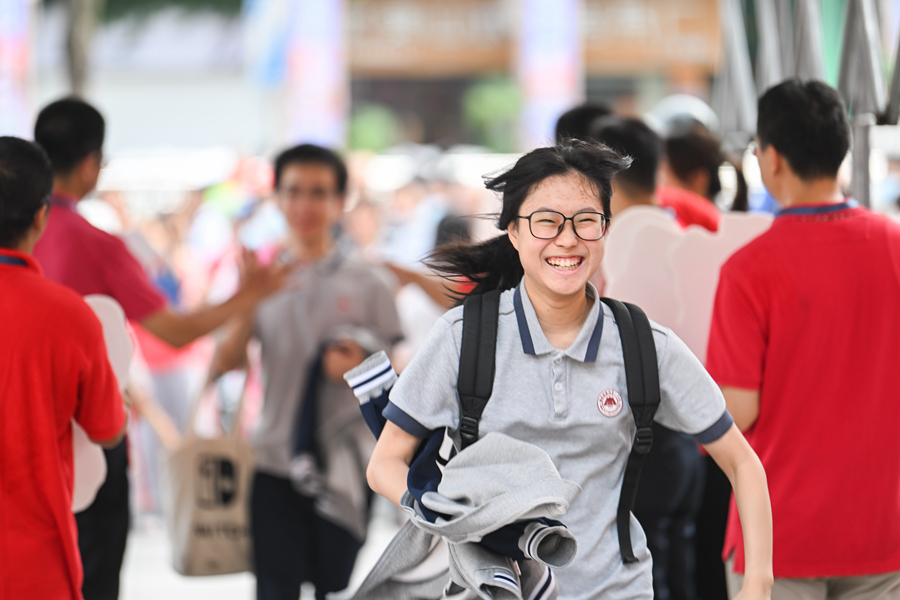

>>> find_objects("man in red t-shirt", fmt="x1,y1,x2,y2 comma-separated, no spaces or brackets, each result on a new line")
0,137,127,600
707,79,900,598
32,98,291,600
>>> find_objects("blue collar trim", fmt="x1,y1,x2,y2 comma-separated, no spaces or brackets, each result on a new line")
777,199,858,217
584,307,604,363
0,255,27,267
513,284,605,362
513,286,536,355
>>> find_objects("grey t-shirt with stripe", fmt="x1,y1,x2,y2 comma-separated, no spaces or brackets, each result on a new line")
252,249,403,477
386,281,732,600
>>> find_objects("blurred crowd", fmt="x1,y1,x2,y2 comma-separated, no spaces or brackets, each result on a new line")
5,75,900,600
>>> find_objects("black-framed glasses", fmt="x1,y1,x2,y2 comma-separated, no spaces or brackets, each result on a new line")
516,210,610,241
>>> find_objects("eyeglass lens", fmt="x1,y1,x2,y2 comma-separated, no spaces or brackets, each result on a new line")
529,211,607,240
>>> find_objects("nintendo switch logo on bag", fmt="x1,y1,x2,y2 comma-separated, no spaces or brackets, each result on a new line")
196,455,238,508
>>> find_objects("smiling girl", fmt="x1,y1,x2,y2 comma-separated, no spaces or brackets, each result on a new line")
366,140,772,600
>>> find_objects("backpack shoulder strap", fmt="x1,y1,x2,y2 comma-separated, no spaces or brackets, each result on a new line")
600,297,661,564
457,289,501,450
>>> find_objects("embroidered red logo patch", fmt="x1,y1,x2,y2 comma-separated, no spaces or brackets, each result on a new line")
336,296,353,313
597,389,624,417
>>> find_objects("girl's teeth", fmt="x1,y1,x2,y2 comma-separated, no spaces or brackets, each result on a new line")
547,258,581,270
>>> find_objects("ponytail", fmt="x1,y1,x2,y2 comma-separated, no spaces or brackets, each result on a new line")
727,155,749,212
426,233,523,306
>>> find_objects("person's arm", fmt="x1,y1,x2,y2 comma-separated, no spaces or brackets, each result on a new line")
92,422,127,449
385,263,457,309
703,424,773,600
142,300,253,349
209,309,255,379
140,250,292,348
722,387,761,431
367,420,422,506
125,384,182,451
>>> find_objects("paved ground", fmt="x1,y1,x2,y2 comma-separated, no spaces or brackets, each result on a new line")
120,498,402,600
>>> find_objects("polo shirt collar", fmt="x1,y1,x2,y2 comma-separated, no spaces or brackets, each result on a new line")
513,280,604,362
776,198,858,217
284,245,344,287
50,192,79,211
311,245,344,275
0,248,41,274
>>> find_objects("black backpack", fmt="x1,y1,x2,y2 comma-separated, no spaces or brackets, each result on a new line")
456,289,660,564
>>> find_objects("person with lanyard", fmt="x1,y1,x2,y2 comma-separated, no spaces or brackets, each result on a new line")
211,144,403,600
31,97,291,600
366,139,773,600
0,136,127,600
708,79,900,599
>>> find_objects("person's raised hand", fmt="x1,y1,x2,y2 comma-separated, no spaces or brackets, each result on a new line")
238,247,296,301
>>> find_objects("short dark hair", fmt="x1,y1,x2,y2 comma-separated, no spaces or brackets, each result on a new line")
273,144,348,195
590,116,661,195
34,97,105,175
757,79,850,180
0,137,53,248
555,103,613,143
665,128,724,200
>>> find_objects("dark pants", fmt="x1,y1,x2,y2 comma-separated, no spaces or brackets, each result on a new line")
633,423,705,600
76,438,130,600
251,472,362,600
695,454,731,600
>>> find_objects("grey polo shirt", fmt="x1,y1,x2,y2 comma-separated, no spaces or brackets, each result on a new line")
252,249,403,477
386,281,732,600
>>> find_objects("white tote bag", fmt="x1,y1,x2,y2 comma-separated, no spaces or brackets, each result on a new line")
164,372,255,576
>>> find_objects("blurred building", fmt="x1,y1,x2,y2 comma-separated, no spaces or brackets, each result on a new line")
30,0,722,153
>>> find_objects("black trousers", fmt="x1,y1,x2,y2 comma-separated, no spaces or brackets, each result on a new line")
251,472,362,600
75,438,130,600
633,423,705,600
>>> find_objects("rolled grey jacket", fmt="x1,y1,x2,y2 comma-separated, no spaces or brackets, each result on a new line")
330,432,581,600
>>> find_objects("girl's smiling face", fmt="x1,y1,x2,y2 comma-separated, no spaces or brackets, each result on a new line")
507,172,607,303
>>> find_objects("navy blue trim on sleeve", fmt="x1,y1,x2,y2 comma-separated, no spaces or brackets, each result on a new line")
692,410,735,444
513,285,536,355
383,401,432,439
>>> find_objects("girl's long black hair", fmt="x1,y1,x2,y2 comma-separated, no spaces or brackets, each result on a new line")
427,139,631,304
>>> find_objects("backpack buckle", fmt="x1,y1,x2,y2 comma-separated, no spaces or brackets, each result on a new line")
633,426,653,455
459,415,479,448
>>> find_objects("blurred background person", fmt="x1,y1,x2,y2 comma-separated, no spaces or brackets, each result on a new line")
590,114,708,600
591,115,720,232
0,136,127,600
661,125,749,213
32,97,291,600
212,144,403,600
555,101,613,142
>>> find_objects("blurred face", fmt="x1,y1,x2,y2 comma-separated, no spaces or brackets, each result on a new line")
276,162,344,241
507,172,607,302
753,138,781,199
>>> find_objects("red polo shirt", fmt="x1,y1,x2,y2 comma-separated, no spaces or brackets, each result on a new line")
33,194,166,321
0,248,126,599
658,186,721,232
707,200,900,578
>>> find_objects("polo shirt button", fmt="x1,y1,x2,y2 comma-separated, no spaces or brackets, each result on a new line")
554,382,563,391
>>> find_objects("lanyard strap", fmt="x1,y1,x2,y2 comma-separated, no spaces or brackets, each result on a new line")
0,255,27,267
